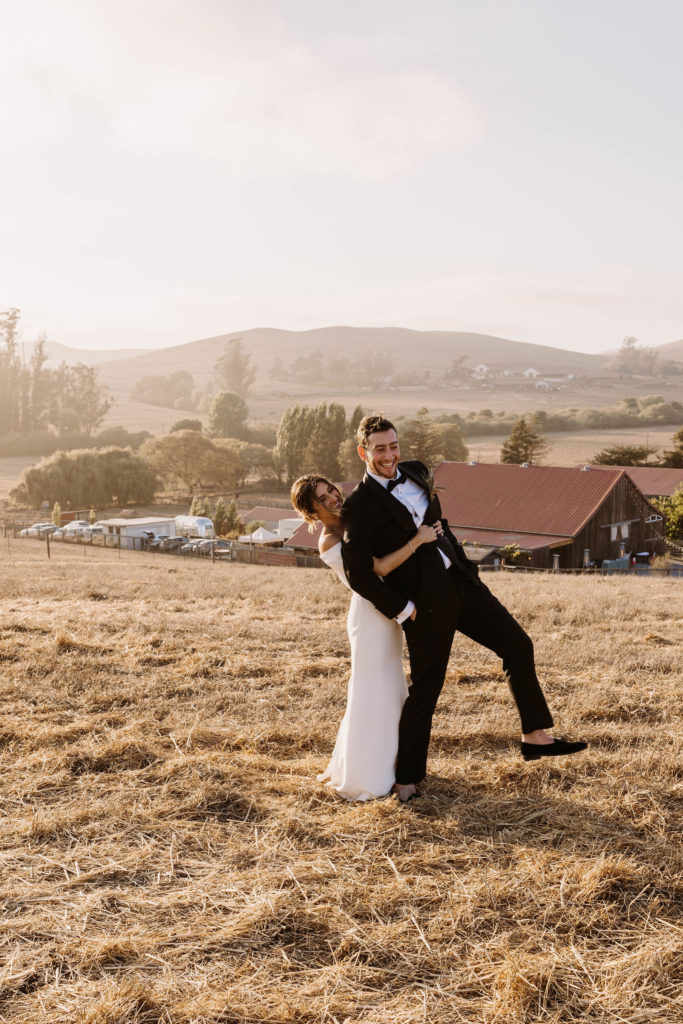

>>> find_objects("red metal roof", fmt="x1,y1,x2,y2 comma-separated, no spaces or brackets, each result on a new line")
454,527,572,550
433,462,624,538
587,465,683,498
288,521,322,550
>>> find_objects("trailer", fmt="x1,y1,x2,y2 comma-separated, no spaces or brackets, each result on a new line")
174,515,215,539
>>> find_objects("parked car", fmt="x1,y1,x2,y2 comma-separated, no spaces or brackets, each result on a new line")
158,536,187,552
81,525,106,542
53,520,92,540
180,539,203,555
196,539,232,557
19,522,56,537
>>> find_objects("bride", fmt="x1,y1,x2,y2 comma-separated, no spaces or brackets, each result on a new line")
291,475,441,801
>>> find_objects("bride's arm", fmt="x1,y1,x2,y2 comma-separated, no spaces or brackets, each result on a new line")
372,523,440,578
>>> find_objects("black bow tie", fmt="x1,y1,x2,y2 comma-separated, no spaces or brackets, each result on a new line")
387,472,406,493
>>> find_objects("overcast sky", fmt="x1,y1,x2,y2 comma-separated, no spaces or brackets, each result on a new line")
3,0,682,353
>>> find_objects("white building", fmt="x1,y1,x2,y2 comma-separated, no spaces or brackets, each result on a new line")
276,517,306,541
97,516,176,549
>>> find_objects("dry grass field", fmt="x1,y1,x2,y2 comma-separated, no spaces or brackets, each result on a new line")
1,542,682,1023
0,458,40,503
463,426,676,468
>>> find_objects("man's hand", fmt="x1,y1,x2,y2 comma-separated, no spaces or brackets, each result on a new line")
410,608,417,621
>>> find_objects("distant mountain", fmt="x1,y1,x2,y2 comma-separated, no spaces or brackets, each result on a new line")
21,338,149,367
653,339,683,362
599,338,683,360
91,326,602,392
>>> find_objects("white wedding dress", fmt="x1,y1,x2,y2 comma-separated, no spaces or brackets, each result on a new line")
318,542,408,800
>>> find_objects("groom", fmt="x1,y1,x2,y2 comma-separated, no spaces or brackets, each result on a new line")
342,414,587,802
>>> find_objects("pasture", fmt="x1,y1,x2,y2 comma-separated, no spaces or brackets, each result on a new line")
0,542,681,1022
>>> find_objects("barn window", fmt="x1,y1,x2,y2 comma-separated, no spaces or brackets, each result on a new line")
620,523,629,539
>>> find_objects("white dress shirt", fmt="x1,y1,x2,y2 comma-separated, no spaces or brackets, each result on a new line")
367,468,451,624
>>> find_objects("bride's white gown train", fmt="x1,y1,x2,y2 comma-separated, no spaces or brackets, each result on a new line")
318,542,408,800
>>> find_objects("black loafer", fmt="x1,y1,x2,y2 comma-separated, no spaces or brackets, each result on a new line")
521,738,588,762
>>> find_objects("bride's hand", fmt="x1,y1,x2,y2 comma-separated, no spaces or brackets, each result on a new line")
414,524,439,547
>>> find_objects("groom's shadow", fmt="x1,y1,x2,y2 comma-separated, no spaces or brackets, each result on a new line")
402,734,676,867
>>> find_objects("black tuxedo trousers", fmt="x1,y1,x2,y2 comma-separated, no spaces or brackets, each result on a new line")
396,569,554,784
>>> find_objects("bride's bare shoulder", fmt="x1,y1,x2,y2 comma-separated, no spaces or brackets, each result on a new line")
319,531,342,554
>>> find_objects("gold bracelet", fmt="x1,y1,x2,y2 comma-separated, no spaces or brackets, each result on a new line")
408,539,414,553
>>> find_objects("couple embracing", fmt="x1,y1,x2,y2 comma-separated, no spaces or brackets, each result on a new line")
292,415,586,803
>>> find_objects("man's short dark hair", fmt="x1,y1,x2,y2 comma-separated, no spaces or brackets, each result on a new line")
356,414,397,448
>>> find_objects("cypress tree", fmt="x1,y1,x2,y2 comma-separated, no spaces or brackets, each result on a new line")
213,498,228,536
500,415,551,464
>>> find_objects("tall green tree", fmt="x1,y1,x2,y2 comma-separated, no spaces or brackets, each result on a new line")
302,402,348,479
444,355,472,384
500,415,552,464
28,335,50,431
0,308,21,434
199,443,243,490
130,371,195,409
593,444,658,466
403,405,446,466
225,500,242,537
221,440,274,485
214,338,256,397
430,422,468,463
96,447,159,504
348,404,365,439
171,418,203,433
213,497,228,536
141,431,216,491
651,486,683,540
659,427,683,468
611,336,659,376
275,405,315,485
208,391,249,439
48,363,114,435
338,438,362,480
11,448,157,507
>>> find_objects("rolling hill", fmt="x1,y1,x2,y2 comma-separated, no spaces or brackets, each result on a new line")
91,326,603,392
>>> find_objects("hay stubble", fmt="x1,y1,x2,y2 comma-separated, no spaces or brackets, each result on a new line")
0,544,681,1022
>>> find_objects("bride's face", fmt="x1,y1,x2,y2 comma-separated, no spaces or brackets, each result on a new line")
314,480,343,516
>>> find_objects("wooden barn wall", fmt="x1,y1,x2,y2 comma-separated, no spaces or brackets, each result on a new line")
527,476,666,568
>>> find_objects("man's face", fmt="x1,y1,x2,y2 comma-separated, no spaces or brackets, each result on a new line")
359,428,400,479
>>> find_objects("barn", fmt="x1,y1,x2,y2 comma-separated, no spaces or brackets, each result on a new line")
433,462,666,568
589,466,683,500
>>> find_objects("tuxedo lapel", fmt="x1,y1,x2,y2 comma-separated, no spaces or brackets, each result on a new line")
363,473,416,533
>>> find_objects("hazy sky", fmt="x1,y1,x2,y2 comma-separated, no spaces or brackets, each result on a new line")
3,0,682,353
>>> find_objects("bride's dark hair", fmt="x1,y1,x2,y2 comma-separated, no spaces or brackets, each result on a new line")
291,475,344,527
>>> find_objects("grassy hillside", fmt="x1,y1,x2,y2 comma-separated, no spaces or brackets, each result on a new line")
653,338,683,362
1,543,681,1022
94,326,603,392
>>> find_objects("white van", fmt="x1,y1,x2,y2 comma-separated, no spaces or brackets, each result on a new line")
174,515,215,539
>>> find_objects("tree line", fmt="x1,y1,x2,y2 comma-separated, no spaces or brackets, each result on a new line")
438,395,683,437
129,336,257,411
0,310,114,438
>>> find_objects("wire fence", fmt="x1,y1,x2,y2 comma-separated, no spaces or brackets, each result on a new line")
7,532,682,575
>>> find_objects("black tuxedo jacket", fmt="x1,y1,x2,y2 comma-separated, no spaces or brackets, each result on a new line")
341,460,479,620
